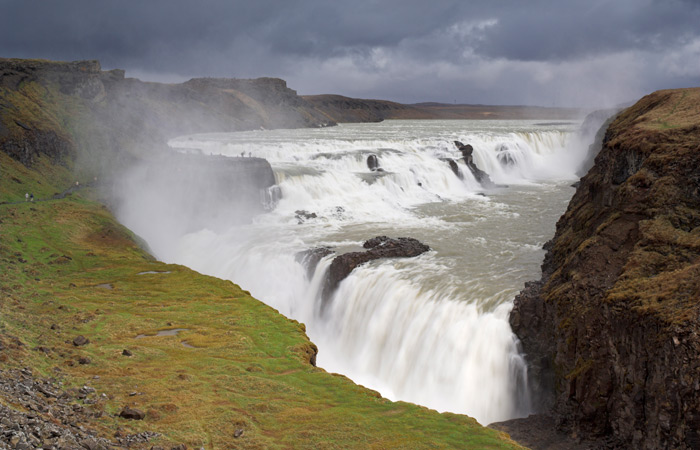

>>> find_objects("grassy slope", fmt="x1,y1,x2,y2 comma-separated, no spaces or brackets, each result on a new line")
1,81,522,449
0,191,522,449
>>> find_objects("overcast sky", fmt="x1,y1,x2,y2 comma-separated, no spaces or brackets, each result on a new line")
1,0,699,107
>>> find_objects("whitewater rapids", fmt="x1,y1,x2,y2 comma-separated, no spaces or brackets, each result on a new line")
117,119,588,425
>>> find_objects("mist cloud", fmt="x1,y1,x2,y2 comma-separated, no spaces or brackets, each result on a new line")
1,0,699,106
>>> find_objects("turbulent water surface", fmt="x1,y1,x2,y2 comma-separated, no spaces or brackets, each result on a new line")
120,119,588,425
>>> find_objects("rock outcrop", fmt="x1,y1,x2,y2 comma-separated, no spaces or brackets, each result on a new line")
321,236,430,311
454,141,495,187
367,154,381,171
509,88,700,449
295,247,335,280
442,158,462,178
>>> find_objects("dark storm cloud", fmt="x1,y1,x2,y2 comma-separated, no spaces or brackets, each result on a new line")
472,0,700,61
1,0,699,106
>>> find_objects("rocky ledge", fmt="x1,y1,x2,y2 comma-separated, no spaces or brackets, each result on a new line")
321,236,430,310
508,88,700,449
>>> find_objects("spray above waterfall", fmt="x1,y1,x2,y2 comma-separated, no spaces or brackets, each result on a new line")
117,119,587,425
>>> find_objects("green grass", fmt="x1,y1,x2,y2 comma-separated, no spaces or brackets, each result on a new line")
0,192,522,449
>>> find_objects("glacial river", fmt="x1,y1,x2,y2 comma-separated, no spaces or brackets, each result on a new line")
118,119,588,425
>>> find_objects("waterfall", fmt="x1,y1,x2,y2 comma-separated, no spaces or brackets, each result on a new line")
118,119,584,425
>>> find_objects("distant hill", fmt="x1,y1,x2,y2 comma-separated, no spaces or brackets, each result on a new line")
304,94,583,122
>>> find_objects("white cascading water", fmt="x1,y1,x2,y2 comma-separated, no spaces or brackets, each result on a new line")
117,119,588,425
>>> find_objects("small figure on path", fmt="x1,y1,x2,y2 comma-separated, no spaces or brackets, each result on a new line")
25,193,29,202
30,193,34,202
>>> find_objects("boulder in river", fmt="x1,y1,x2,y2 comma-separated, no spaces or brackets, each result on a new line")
295,247,335,280
441,158,462,179
367,154,380,171
495,143,517,166
454,141,495,188
295,210,317,224
321,236,430,312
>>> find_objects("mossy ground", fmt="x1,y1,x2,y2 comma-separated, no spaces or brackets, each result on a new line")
0,189,522,449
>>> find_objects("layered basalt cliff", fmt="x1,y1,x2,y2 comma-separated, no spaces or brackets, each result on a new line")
510,88,700,449
0,58,333,174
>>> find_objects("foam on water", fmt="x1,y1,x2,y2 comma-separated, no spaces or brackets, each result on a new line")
118,119,585,425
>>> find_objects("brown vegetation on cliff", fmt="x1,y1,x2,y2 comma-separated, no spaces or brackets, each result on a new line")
510,87,700,449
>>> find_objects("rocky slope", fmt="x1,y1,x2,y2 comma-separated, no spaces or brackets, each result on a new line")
509,87,700,449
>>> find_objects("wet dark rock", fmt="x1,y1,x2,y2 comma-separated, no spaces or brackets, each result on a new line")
294,210,317,224
495,143,516,166
118,406,145,420
441,158,462,178
322,236,430,311
171,444,187,450
78,357,91,365
453,141,495,187
295,247,335,280
72,335,89,347
367,154,381,171
122,349,133,357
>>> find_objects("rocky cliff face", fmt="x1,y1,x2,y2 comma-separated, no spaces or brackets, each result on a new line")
510,88,700,449
1,58,336,212
0,58,332,172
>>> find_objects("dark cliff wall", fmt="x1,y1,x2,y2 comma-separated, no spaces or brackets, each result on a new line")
510,88,700,449
0,58,332,172
302,94,429,123
0,58,329,205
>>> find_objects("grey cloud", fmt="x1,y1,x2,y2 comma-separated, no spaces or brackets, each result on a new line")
472,0,700,61
1,0,698,106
